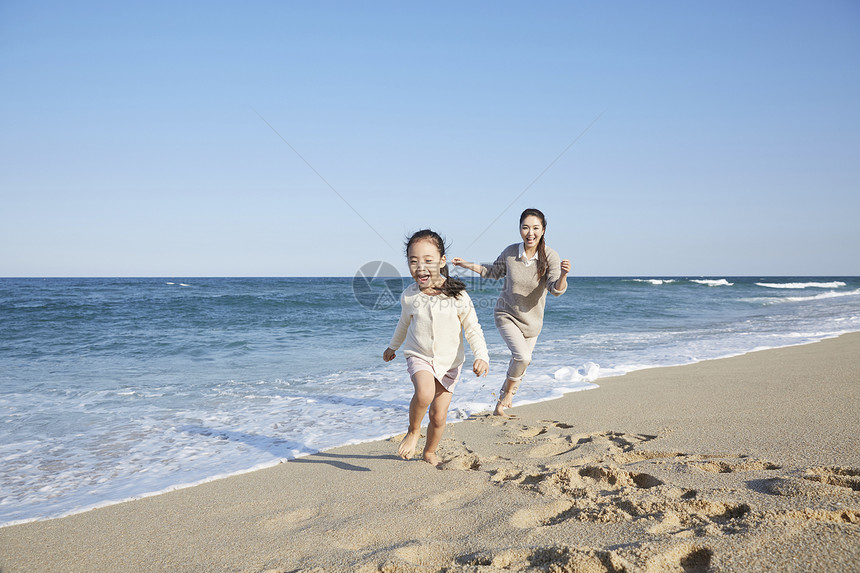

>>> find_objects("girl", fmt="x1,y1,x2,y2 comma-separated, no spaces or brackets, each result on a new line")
383,229,489,467
452,208,570,416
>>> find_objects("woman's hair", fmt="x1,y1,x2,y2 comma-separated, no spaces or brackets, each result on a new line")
520,208,548,277
405,229,466,298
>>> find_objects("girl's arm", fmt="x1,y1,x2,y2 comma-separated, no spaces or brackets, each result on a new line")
384,293,412,359
458,294,489,376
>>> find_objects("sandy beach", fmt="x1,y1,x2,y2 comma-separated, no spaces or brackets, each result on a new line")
2,333,858,572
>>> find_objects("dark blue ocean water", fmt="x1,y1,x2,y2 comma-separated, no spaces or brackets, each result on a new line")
1,275,858,525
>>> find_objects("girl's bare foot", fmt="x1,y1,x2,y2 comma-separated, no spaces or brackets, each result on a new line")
423,451,443,467
398,431,420,459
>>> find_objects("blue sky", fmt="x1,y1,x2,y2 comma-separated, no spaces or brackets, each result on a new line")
2,1,858,277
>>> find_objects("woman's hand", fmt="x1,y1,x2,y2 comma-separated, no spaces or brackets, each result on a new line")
451,257,466,267
383,348,396,362
560,259,571,276
473,359,488,377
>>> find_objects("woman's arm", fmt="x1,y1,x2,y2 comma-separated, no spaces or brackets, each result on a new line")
546,249,570,296
555,259,570,293
450,258,483,275
453,247,509,281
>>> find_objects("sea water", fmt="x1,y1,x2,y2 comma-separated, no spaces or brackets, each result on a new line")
1,275,859,526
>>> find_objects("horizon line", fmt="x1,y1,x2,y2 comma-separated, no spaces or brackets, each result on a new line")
1,274,857,280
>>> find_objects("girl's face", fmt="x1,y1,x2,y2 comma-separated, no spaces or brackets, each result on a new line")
407,239,447,292
520,215,544,249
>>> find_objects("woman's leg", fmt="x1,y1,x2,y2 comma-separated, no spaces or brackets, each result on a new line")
398,370,437,459
494,318,538,416
423,378,453,466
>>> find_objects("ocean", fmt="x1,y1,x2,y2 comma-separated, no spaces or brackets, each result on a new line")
1,275,858,526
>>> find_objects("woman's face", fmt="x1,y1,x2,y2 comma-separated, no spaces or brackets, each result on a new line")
520,215,544,249
407,239,446,292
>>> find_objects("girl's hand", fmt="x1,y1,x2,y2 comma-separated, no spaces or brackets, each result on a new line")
473,359,488,377
560,259,571,276
383,348,396,362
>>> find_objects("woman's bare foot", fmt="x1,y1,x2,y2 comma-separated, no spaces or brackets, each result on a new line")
398,431,421,459
423,451,443,467
493,399,510,417
493,379,520,417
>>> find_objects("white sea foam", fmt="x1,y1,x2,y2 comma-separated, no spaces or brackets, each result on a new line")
756,281,847,289
629,279,675,285
553,362,600,383
690,279,733,286
782,289,860,303
744,289,860,305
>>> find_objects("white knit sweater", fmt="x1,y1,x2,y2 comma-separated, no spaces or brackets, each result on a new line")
388,283,489,383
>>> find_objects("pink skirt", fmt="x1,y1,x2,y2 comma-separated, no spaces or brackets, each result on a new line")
406,356,462,392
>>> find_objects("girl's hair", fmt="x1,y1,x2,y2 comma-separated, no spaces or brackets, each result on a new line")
520,208,548,277
405,229,466,298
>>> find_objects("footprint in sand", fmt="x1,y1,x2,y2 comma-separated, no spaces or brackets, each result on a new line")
538,420,574,429
456,542,714,573
487,466,525,484
527,436,578,458
442,452,483,471
646,546,714,573
802,466,860,491
475,412,519,424
448,420,858,571
688,456,781,473
505,422,565,443
577,464,665,489
490,427,760,538
517,425,549,438
509,421,574,440
438,439,484,471
518,429,662,460
422,487,482,509
537,488,753,536
455,544,632,573
761,473,859,501
777,508,860,524
510,500,575,528
259,506,320,531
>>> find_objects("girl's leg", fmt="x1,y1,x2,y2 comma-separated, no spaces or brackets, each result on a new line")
495,319,538,416
399,370,437,459
423,379,453,466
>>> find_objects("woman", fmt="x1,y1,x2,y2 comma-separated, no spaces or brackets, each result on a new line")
452,208,570,416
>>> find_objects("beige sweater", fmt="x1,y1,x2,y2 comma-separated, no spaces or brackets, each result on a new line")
388,283,489,383
482,243,567,338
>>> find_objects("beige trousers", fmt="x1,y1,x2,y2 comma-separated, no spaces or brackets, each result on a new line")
495,315,538,383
